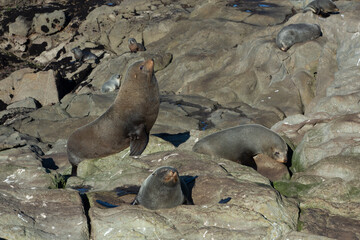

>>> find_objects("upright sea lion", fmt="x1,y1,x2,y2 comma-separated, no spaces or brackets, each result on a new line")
303,0,339,16
67,59,160,176
192,124,288,169
133,166,192,210
276,23,322,52
101,74,121,93
128,38,146,53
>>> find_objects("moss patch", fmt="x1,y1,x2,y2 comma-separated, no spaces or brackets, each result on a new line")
49,173,66,189
273,181,315,198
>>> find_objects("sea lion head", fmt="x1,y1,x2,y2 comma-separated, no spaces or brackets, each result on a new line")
128,38,137,45
128,59,155,82
265,140,288,163
276,32,295,52
152,166,179,186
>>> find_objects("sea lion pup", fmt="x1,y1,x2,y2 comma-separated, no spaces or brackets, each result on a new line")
128,38,146,53
192,124,288,169
133,166,193,210
276,23,322,52
71,47,98,63
303,0,339,15
67,59,160,176
101,74,121,93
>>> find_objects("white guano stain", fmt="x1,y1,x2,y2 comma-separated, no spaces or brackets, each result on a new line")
40,213,46,218
357,58,360,66
163,153,178,161
104,228,114,236
17,214,28,223
25,195,33,200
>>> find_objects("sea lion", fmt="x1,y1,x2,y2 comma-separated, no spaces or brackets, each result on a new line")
71,47,98,63
128,38,146,53
67,59,160,176
133,166,193,210
192,124,288,169
101,74,121,93
303,0,339,16
276,23,322,52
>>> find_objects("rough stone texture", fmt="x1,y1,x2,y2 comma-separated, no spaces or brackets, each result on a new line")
7,97,41,110
0,69,59,106
291,114,360,172
32,10,66,35
8,16,32,37
80,150,298,239
0,188,89,240
1,0,360,239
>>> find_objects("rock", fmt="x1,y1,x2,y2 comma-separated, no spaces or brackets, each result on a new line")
0,125,47,152
0,68,34,105
11,115,98,143
291,113,360,172
153,102,199,134
0,68,60,106
8,16,31,37
0,147,51,189
7,97,41,110
0,188,89,240
299,208,360,239
32,10,66,35
85,150,298,239
65,93,114,118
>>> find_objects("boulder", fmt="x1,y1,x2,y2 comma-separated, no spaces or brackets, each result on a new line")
32,10,66,35
8,16,31,37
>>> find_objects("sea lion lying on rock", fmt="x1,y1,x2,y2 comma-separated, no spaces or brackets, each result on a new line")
303,0,339,16
192,124,288,170
132,166,194,210
276,23,322,52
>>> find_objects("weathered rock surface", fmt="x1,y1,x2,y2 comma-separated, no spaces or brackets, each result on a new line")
75,150,299,239
1,0,360,239
0,188,88,240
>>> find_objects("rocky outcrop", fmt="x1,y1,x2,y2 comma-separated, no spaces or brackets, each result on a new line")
1,0,360,239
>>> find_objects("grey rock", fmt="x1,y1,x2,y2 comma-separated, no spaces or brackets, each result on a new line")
8,16,31,37
0,69,60,106
32,10,66,35
299,208,360,239
0,188,89,240
0,147,51,189
76,150,298,239
291,114,360,172
7,97,41,110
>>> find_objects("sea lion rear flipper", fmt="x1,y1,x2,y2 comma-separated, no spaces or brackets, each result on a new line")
129,125,149,156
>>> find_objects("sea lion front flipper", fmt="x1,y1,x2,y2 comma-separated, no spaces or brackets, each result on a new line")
129,125,149,156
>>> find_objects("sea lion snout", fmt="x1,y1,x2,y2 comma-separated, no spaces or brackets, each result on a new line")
143,59,154,71
274,152,287,163
164,170,179,183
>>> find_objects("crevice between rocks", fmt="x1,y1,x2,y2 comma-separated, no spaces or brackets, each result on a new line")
79,192,92,239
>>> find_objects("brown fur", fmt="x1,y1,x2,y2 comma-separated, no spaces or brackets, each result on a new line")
67,59,160,176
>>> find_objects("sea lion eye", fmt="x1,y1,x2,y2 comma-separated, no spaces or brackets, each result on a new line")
140,65,144,70
274,151,280,156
